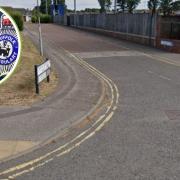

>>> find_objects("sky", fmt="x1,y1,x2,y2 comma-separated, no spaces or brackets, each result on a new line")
0,0,148,10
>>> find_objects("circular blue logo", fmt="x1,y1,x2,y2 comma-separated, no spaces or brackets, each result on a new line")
0,34,19,65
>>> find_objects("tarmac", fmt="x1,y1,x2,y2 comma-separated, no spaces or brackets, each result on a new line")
0,26,104,162
0,23,180,164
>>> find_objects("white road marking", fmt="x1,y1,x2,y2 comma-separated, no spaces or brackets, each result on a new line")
148,70,171,81
148,70,154,74
159,75,171,81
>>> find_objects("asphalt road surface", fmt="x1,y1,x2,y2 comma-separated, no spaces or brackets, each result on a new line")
1,24,180,180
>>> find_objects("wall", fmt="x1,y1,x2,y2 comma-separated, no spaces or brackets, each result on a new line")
156,16,180,53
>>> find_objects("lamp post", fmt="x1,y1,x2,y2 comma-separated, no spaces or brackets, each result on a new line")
37,0,43,56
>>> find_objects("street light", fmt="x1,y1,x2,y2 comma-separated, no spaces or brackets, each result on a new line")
37,0,43,56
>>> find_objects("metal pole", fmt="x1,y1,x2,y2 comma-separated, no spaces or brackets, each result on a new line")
46,0,48,14
37,0,43,56
74,0,76,26
35,65,39,94
114,0,117,14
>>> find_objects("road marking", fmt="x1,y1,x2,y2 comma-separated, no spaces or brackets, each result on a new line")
159,75,171,81
56,112,114,157
143,53,180,67
148,70,154,74
148,70,171,81
0,50,119,179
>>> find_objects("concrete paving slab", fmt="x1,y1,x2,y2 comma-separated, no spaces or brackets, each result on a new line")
0,141,38,160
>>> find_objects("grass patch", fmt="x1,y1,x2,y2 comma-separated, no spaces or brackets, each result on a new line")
0,34,59,106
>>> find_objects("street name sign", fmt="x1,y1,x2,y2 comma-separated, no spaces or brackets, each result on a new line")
35,59,51,94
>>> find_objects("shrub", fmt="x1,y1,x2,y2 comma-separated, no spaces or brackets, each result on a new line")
10,11,24,31
31,14,51,24
31,15,38,23
2,8,24,31
40,14,51,23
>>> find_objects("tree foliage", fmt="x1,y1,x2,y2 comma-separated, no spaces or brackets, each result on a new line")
117,0,126,12
40,0,66,14
148,0,159,14
117,0,140,13
3,7,24,31
40,0,51,14
126,0,141,13
159,0,180,16
98,0,112,13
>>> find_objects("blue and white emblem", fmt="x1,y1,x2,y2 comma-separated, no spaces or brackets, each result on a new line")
0,8,21,84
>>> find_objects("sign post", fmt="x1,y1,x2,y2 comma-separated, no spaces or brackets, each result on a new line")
34,59,51,94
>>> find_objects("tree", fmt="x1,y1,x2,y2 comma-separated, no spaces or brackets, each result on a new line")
117,0,127,12
98,0,112,13
126,0,140,13
40,0,66,14
40,0,51,14
148,0,159,14
159,0,180,16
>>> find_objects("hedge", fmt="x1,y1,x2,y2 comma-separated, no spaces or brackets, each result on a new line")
10,11,24,31
31,15,38,23
2,8,24,31
32,14,51,23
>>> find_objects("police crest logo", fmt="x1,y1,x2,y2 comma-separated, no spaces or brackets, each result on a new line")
0,8,21,84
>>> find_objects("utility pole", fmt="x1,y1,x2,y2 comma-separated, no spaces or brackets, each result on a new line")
114,0,117,14
46,0,48,14
37,0,43,56
74,0,76,26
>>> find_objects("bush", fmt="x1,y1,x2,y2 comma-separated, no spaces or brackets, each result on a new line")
31,14,51,24
2,8,24,31
10,11,24,31
31,15,38,23
40,14,51,23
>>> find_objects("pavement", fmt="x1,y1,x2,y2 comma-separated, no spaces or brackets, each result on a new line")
0,24,180,180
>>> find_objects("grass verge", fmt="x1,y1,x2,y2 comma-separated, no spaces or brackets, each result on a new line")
0,34,59,106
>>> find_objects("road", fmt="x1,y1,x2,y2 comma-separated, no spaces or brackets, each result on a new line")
1,24,180,180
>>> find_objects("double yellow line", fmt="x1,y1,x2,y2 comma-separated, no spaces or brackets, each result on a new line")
0,51,119,179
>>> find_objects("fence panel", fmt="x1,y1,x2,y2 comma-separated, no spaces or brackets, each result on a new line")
55,13,157,38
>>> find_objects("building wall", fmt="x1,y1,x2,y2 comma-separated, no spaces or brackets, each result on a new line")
156,16,180,53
